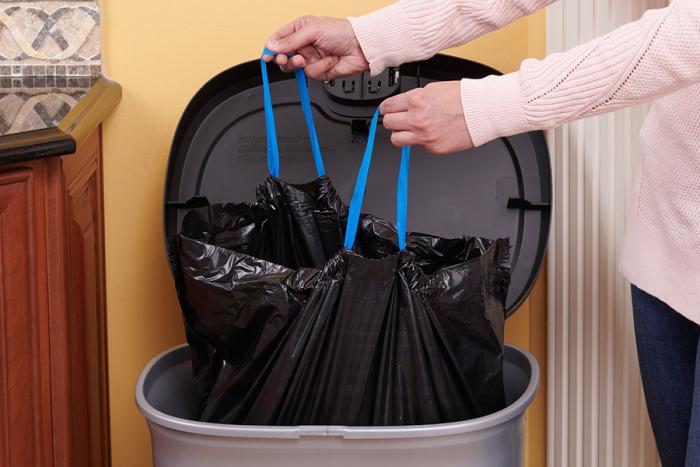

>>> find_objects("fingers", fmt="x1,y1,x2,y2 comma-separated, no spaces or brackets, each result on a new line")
264,17,306,62
382,91,417,148
262,53,307,73
270,23,319,55
268,17,305,44
266,17,308,53
264,16,317,72
304,56,339,79
273,54,288,66
382,112,412,131
390,131,420,147
261,52,285,64
298,45,322,62
380,90,414,114
276,54,305,71
282,55,306,72
381,89,427,149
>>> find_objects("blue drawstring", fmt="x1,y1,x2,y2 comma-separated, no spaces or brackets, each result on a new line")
343,108,411,251
260,47,325,178
397,146,411,251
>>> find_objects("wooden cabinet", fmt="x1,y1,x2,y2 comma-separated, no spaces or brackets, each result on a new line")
0,128,109,467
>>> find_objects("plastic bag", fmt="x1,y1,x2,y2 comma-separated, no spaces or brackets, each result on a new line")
168,53,511,425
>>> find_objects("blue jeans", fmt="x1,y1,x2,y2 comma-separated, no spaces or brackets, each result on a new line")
632,285,700,467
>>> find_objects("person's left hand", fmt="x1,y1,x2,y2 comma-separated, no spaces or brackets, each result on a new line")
380,81,473,155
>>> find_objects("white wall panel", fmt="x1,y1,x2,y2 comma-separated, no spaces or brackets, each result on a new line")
546,1,664,465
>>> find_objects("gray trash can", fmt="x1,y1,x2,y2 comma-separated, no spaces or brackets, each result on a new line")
136,343,538,467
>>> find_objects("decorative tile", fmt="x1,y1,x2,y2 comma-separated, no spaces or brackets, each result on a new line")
0,62,93,77
0,0,100,157
0,1,100,79
0,86,90,135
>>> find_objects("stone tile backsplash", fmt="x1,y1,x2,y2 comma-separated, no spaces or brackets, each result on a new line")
0,1,99,133
0,0,100,83
0,87,89,134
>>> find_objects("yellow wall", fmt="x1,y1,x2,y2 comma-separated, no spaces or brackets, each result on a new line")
100,2,547,466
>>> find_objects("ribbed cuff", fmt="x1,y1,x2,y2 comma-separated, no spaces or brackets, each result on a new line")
348,2,420,76
460,73,531,147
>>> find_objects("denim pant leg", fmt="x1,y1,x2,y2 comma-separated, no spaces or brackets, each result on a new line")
686,342,700,467
631,285,700,467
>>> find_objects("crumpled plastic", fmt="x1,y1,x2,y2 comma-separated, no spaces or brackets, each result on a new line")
168,175,511,426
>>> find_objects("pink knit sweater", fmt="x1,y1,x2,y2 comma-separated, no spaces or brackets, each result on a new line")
349,0,700,324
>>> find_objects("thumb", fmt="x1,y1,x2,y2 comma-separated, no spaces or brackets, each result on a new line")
270,26,319,54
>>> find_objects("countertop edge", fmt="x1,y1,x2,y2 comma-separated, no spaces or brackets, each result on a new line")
0,76,122,163
0,128,76,165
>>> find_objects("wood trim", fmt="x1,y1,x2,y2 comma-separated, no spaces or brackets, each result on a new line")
45,128,110,467
59,77,122,148
64,128,110,467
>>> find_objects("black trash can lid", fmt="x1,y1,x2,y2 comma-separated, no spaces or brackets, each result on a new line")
163,54,551,317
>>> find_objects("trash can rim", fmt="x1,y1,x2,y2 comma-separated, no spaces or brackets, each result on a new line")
135,343,539,440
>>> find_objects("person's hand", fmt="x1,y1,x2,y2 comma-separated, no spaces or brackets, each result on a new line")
263,16,369,80
380,81,474,155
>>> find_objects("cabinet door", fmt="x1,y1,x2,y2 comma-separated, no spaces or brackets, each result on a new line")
0,167,54,467
0,128,109,467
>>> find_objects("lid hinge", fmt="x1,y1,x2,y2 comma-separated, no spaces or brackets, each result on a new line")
507,197,550,211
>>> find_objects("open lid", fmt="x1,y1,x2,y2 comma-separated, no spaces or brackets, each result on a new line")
164,54,551,317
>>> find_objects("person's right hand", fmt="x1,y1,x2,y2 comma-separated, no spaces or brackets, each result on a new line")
263,16,369,80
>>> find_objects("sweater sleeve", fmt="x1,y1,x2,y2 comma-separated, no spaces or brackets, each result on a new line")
461,0,700,146
347,0,556,76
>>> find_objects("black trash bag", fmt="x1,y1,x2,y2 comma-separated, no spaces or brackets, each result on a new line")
174,229,510,425
178,175,346,269
169,175,346,406
169,105,512,425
